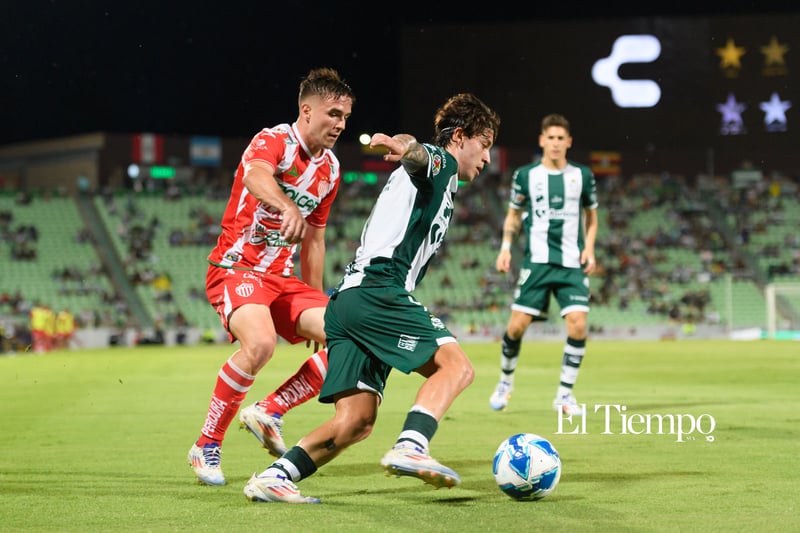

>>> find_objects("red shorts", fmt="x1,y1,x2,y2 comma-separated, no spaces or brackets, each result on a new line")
206,265,329,344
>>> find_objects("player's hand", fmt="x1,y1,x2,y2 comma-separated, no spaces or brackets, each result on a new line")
305,339,321,353
370,133,416,162
280,203,307,243
581,252,597,274
496,249,512,273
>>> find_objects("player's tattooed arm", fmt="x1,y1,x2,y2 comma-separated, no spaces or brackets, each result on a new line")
397,136,428,175
369,133,428,175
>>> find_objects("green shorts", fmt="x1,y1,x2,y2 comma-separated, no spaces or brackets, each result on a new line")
319,285,456,404
512,262,590,320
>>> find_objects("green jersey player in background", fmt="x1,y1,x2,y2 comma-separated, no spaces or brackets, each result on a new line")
244,93,501,503
489,113,599,416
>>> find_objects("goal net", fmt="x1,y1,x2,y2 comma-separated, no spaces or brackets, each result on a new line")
765,282,800,339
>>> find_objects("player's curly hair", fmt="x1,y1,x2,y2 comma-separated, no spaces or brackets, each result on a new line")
298,67,356,104
432,93,500,147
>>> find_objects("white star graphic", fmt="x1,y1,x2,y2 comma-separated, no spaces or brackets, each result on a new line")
759,92,791,125
716,93,747,134
716,93,746,123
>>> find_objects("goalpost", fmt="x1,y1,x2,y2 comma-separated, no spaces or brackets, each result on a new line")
765,282,800,339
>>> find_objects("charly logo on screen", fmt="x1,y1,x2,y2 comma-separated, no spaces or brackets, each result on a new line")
592,35,662,108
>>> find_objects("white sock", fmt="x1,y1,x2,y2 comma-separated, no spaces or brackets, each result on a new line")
556,385,573,398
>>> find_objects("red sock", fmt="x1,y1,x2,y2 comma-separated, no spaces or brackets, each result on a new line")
197,357,255,446
258,349,328,417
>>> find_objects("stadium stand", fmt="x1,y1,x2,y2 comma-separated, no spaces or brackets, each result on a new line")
3,167,797,349
92,189,225,331
0,191,128,335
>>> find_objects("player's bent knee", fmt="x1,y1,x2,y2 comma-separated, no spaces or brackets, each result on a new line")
353,423,374,444
440,347,475,386
460,363,475,389
344,417,375,444
241,337,278,367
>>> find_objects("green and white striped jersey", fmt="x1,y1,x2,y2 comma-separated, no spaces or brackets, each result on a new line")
509,160,598,268
337,144,458,293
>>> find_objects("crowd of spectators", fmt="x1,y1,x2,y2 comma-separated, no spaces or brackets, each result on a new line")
98,185,226,331
1,207,39,260
2,167,799,350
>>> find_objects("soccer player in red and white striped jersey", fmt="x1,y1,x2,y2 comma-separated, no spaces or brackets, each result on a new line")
188,67,354,486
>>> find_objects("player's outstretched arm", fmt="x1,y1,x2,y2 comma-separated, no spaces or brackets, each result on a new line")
370,133,428,175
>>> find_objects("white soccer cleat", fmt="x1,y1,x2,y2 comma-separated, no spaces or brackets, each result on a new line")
243,474,320,504
239,403,288,457
553,392,584,416
489,380,513,411
187,443,226,486
380,445,461,489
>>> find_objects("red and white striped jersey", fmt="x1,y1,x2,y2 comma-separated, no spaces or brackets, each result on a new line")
207,123,341,276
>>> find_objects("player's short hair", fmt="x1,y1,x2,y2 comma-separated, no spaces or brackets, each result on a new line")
432,93,500,147
298,67,356,105
541,114,570,134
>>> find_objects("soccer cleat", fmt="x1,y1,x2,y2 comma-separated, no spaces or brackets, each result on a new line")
553,392,584,416
243,473,320,504
381,445,461,489
239,403,288,457
188,443,226,486
489,380,513,411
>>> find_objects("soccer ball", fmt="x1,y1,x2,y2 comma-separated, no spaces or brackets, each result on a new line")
492,433,561,501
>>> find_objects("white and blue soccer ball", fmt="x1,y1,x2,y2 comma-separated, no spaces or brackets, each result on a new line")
492,433,562,501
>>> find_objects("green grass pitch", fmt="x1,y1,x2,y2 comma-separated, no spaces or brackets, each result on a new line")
1,340,797,532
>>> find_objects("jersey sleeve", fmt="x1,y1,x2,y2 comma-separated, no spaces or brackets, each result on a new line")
241,126,288,170
509,167,527,210
581,165,599,209
403,143,444,188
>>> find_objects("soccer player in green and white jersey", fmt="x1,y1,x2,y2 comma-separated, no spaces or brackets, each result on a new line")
489,113,598,416
243,93,500,503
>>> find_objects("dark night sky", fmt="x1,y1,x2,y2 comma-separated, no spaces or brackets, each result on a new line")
2,0,798,147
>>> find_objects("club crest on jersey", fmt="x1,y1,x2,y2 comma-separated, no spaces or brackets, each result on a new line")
431,154,442,176
429,315,445,330
317,179,332,198
235,282,255,298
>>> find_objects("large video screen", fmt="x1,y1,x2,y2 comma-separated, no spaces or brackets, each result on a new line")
398,13,797,170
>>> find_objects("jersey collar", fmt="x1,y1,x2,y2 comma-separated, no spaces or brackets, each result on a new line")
291,122,327,164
